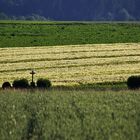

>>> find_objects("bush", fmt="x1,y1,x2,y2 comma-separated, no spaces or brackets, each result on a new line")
13,78,29,89
37,78,52,89
2,82,11,89
127,76,140,89
30,82,36,88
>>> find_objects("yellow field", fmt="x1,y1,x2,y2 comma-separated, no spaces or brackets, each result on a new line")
0,43,140,86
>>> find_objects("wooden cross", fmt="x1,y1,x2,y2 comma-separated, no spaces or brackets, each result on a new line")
30,70,36,83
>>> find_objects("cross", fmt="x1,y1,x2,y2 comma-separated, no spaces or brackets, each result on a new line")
30,70,36,83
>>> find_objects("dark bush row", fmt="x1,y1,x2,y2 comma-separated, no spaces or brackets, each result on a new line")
2,75,140,90
127,76,140,89
2,78,52,90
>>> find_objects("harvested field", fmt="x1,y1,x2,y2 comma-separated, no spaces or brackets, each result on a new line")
0,43,140,86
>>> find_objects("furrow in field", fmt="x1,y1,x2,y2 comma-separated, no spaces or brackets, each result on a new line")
1,47,140,58
0,55,140,72
1,49,140,63
1,62,140,80
0,43,140,55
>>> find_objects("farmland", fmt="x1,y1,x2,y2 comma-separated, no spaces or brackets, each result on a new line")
1,21,140,48
0,43,140,88
1,21,140,139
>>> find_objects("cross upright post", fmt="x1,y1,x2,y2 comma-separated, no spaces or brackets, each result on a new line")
30,70,36,83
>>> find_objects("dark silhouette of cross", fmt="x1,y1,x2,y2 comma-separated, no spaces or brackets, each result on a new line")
30,70,36,83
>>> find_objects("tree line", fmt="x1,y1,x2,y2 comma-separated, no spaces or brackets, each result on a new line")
0,0,140,21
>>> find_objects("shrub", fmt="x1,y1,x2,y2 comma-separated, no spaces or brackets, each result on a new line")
2,82,11,89
127,76,140,89
13,78,29,89
30,82,36,88
37,78,52,89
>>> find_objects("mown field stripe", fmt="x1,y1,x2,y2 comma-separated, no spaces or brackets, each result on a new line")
1,54,140,64
0,60,140,73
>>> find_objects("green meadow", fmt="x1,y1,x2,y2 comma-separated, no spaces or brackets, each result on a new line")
0,21,140,48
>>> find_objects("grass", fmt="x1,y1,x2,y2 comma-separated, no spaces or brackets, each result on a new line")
0,43,140,87
0,90,140,140
1,21,140,139
1,21,140,47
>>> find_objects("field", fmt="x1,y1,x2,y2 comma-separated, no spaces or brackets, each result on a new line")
0,90,140,140
1,21,140,139
0,43,140,88
1,21,140,48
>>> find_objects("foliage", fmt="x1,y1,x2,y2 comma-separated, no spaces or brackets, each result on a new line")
13,78,29,89
37,78,52,89
0,90,140,139
127,76,140,89
0,0,139,20
2,81,11,89
30,82,36,88
1,22,140,48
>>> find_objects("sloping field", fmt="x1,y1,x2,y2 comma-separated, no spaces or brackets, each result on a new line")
1,22,140,48
0,43,140,86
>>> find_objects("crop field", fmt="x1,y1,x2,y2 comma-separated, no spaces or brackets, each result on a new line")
1,21,140,48
1,21,140,139
0,90,140,140
0,43,140,87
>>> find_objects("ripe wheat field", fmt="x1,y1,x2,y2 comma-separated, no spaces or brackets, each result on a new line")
1,43,140,87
